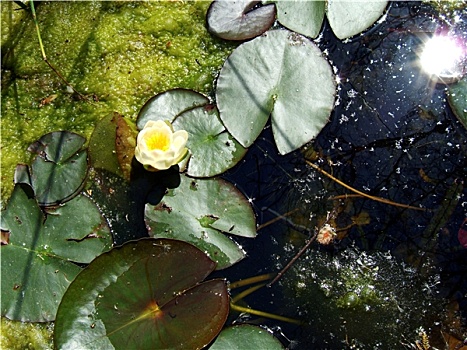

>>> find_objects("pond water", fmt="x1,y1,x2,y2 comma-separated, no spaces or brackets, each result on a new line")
1,1,466,349
219,2,467,348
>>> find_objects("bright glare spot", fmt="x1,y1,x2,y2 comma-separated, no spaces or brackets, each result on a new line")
420,35,465,79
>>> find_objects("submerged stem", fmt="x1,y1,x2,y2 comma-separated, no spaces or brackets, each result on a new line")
306,160,429,211
230,303,302,325
29,0,87,100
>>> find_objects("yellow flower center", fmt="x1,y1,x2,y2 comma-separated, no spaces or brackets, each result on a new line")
146,132,170,151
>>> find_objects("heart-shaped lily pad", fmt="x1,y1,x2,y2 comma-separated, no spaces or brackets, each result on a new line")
1,185,112,322
206,0,276,41
448,76,467,129
54,238,229,350
217,29,336,154
17,131,88,206
145,175,256,269
173,105,247,177
326,0,388,39
210,324,284,349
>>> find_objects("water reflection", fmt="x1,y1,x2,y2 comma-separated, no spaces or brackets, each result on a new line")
223,2,466,348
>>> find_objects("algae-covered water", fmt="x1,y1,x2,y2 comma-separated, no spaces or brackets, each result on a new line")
1,0,234,207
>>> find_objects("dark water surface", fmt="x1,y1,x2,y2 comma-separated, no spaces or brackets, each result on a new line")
219,2,467,348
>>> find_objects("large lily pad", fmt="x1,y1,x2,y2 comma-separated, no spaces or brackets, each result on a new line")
210,324,284,349
145,175,256,269
1,185,112,322
448,76,467,129
216,29,336,154
54,238,229,350
326,0,388,40
273,0,325,39
206,0,276,41
17,131,88,206
173,105,247,177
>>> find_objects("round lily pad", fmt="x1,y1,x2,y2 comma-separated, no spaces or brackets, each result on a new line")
54,238,229,350
25,131,88,206
216,29,336,154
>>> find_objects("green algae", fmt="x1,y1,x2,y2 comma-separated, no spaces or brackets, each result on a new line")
1,1,235,207
0,318,54,350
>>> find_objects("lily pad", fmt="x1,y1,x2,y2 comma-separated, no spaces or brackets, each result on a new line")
19,131,88,206
216,29,336,154
326,0,388,40
54,238,229,350
210,324,284,350
206,0,276,41
145,175,256,269
136,88,209,130
273,0,325,39
88,112,125,178
448,77,467,129
1,185,112,322
173,105,247,177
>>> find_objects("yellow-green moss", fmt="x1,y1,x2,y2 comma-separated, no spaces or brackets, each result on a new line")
1,0,235,207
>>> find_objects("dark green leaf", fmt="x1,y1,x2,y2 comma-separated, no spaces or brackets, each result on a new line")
54,239,229,350
25,131,88,206
88,112,124,178
1,185,112,322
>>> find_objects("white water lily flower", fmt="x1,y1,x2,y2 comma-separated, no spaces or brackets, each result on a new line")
135,120,188,171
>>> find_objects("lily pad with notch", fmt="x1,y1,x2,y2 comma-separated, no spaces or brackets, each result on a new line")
16,131,88,206
206,0,276,41
54,238,229,350
1,184,112,322
216,29,336,154
145,175,256,269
